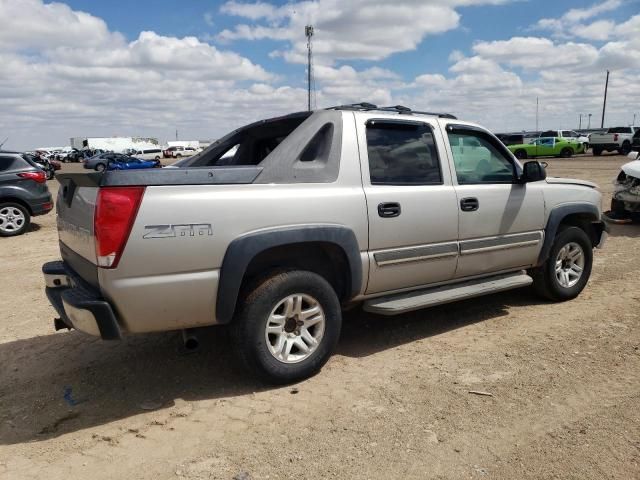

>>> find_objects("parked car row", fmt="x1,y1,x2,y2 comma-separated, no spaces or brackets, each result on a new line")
83,152,161,171
163,145,199,158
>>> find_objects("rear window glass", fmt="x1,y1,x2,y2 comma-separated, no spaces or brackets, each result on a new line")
608,127,631,134
20,154,40,169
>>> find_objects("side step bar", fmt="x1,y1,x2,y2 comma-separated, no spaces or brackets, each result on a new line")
363,272,533,316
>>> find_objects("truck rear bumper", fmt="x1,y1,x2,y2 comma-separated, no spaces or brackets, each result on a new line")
43,261,121,340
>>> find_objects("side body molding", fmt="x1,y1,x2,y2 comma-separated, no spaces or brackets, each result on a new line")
537,203,600,265
216,225,363,324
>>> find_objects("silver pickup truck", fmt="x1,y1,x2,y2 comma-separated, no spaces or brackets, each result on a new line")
43,104,607,383
590,126,639,156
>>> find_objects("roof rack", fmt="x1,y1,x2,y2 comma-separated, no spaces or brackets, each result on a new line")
328,103,457,119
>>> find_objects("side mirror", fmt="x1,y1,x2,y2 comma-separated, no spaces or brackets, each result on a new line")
521,160,547,183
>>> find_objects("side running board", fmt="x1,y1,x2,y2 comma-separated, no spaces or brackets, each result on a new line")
363,272,532,316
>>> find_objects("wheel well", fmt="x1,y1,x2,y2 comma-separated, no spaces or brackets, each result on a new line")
558,213,599,247
0,197,32,215
242,242,350,301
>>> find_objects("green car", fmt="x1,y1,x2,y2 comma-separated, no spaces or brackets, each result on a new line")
508,137,586,159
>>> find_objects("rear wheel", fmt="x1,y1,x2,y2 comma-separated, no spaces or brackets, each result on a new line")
231,270,342,384
560,147,573,158
593,147,603,156
530,226,592,301
619,142,631,155
0,202,30,237
95,163,106,172
514,149,528,160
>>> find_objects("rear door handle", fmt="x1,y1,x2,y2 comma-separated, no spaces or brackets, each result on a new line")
460,197,479,212
378,202,401,218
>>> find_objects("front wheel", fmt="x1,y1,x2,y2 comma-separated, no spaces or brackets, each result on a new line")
95,163,106,172
231,270,342,384
46,169,55,180
530,226,593,301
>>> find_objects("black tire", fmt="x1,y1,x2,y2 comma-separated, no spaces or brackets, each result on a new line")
0,202,31,237
560,147,573,158
46,169,55,180
619,142,631,155
593,147,603,156
514,149,527,160
530,226,593,301
155,156,160,160
95,163,106,172
231,270,342,384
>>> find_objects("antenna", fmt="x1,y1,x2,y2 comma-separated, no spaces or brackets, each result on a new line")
305,25,314,112
0,137,7,149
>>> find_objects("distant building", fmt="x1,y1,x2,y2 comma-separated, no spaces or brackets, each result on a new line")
70,136,159,153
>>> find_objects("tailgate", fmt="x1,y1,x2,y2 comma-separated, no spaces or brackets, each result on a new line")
590,134,612,144
56,173,101,275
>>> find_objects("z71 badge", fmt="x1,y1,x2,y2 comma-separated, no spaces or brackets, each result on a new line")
143,223,213,239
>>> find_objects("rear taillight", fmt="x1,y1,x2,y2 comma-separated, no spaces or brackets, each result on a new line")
614,133,619,141
94,187,145,268
18,171,46,183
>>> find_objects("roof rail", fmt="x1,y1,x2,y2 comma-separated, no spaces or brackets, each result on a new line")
327,103,457,119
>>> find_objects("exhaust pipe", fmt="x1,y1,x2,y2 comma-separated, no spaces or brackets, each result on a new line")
181,329,200,353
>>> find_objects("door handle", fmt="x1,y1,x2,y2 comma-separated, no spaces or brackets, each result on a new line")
460,197,479,212
378,202,401,218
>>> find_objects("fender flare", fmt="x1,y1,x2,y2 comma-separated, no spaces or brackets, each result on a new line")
537,203,600,265
216,225,362,324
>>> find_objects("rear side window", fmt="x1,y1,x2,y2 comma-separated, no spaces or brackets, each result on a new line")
608,127,631,134
0,156,15,172
366,121,441,185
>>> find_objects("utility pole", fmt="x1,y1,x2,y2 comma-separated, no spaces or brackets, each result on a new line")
601,70,609,128
305,25,314,112
535,97,539,133
588,113,592,129
175,129,178,141
579,113,583,130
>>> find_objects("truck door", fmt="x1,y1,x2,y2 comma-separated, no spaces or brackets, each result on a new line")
443,124,545,278
356,115,459,294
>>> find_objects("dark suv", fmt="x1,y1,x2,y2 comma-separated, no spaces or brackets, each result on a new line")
632,129,640,153
0,151,53,236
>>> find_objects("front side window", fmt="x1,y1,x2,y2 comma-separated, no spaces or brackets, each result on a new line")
448,131,515,185
366,121,441,185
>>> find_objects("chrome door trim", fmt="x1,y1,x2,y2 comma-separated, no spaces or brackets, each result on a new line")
374,242,458,266
460,231,543,256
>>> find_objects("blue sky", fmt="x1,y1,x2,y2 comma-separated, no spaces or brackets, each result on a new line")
60,0,638,87
0,0,638,149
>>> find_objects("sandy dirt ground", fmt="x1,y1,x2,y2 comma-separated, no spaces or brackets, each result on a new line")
1,153,639,480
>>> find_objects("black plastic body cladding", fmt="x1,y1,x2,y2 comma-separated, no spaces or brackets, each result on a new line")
216,226,362,324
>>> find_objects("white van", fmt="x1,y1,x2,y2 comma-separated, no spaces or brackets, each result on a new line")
132,148,163,160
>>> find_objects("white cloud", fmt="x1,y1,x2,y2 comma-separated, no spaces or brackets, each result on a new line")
533,0,624,40
217,0,514,63
203,12,215,27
